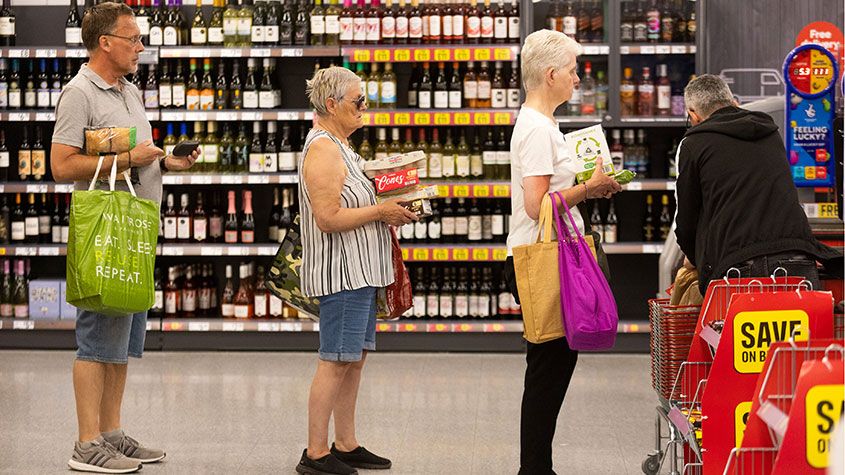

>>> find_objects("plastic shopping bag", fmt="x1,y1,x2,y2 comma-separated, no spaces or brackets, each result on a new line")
376,227,413,320
66,156,159,317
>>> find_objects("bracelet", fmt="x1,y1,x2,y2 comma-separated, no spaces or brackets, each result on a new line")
159,156,169,173
583,182,589,200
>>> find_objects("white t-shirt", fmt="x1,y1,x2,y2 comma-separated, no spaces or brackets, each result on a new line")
507,106,585,256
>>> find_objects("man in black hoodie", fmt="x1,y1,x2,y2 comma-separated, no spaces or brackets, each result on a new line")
675,74,841,294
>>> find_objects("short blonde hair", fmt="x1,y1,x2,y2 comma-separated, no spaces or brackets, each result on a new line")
306,66,362,116
521,30,583,92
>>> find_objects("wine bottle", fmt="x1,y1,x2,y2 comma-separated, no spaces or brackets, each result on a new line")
10,193,23,243
24,193,38,244
208,0,225,44
163,193,177,242
0,0,15,47
224,190,239,243
191,0,208,44
254,265,269,318
223,0,239,46
237,0,254,46
263,121,278,172
51,194,62,244
61,194,70,244
233,263,254,319
164,266,180,317
264,0,280,44
182,266,198,318
294,0,310,45
37,194,50,243
65,0,82,46
251,0,266,44
268,187,281,242
220,264,235,317
149,0,165,45
240,190,255,243
0,130,8,181
144,63,159,109
12,260,26,319
17,125,30,181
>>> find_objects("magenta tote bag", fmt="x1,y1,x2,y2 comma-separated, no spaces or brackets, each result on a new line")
551,191,618,351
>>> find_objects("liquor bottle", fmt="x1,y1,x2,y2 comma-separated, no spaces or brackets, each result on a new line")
23,193,37,244
643,193,655,242
223,0,239,45
659,194,671,240
633,0,647,42
224,190,239,243
427,128,443,179
0,0,15,47
619,0,633,42
637,66,654,116
339,0,354,43
7,60,20,110
595,69,608,116
31,127,46,179
476,61,491,108
507,0,518,42
465,0,480,42
686,2,696,42
0,130,8,181
12,260,26,319
242,59,259,108
448,61,462,108
589,0,602,42
176,193,191,242
463,61,477,108
401,128,415,155
10,194,23,243
506,60,519,108
17,126,30,181
439,268,454,318
441,129,456,179
233,263,254,319
380,62,397,108
609,129,623,171
481,128,495,178
621,128,636,170
191,0,208,44
495,127,509,179
144,63,159,108
66,0,83,46
646,0,660,43
620,67,636,117
580,61,596,116
655,64,671,116
451,0,465,44
433,62,448,109
252,0,266,44
660,0,674,43
417,62,432,109
426,267,439,318
237,0,254,46
604,199,617,243
455,129,470,179
23,61,36,109
491,61,506,109
37,194,50,243
294,0,310,45
561,0,576,39
479,0,493,43
264,121,278,172
395,0,409,43
576,0,590,42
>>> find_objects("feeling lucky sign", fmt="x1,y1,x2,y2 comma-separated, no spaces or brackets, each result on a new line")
783,44,839,188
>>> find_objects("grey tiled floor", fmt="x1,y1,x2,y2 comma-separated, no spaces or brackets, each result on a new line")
0,351,657,474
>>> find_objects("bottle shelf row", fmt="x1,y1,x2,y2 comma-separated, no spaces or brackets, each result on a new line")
0,317,651,334
0,178,677,194
0,242,666,258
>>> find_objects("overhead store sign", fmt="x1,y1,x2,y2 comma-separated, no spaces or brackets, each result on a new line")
783,44,839,188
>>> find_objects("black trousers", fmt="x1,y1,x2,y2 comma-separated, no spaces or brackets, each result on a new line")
506,257,580,475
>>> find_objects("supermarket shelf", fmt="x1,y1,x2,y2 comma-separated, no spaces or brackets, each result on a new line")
362,109,517,126
157,46,339,58
342,44,520,63
0,182,76,193
401,245,508,262
158,109,313,121
603,242,664,254
0,245,68,256
622,179,677,191
618,116,687,127
580,44,611,56
0,318,161,331
619,44,696,55
1,110,160,122
160,244,280,256
0,47,157,64
556,116,604,127
162,173,298,185
161,318,314,332
435,181,511,198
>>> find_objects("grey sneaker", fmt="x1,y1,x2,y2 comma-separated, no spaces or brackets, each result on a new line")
105,431,166,464
68,437,143,474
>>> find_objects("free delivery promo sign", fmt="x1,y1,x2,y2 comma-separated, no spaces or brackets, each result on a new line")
783,44,839,188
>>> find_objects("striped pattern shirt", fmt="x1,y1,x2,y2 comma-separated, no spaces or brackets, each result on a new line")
298,129,394,298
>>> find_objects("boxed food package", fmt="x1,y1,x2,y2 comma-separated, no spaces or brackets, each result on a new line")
362,151,426,178
29,280,62,320
84,126,137,156
376,184,440,203
563,124,616,183
372,167,420,195
403,199,433,218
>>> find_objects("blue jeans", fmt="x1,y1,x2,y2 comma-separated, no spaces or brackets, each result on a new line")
318,287,377,362
75,310,147,364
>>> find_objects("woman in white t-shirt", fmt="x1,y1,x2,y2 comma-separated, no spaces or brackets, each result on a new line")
506,30,622,475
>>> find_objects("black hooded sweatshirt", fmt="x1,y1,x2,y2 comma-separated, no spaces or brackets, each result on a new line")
674,106,841,293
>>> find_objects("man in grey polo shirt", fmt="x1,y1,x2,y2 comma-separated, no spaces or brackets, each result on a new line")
51,3,197,473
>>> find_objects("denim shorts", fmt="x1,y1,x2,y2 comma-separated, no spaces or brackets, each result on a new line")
318,287,377,362
75,309,147,364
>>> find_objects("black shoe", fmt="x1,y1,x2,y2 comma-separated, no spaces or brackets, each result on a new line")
330,443,392,470
296,449,358,475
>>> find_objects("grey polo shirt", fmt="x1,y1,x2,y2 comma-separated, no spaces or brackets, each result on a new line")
52,64,162,204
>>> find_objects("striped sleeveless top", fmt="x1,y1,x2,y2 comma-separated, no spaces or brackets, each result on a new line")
298,129,394,297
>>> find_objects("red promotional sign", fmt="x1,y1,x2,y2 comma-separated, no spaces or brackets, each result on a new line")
796,21,844,75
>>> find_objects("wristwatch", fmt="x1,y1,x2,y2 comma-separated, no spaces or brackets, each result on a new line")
159,155,169,173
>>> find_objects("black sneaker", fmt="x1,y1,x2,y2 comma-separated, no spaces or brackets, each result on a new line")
296,449,358,475
331,443,392,470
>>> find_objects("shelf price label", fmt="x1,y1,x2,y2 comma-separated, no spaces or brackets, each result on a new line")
472,248,490,261
412,248,430,261
10,113,29,122
394,49,411,62
374,113,391,125
474,112,491,125
414,49,431,62
492,185,510,197
394,112,410,125
640,45,656,55
250,48,272,57
453,185,470,197
494,48,511,60
36,49,58,58
432,248,449,261
401,248,410,260
656,45,671,55
436,185,450,197
222,322,245,332
473,185,490,198
430,323,449,332
374,49,390,62
413,113,431,125
376,323,393,332
8,49,29,58
13,320,35,330
221,48,243,57
454,49,470,61
434,113,451,125
361,113,372,126
619,46,630,55
473,48,491,61
188,321,210,332
494,112,511,125
492,248,508,261
434,49,450,61
257,322,280,332
671,45,688,54
452,248,469,261
453,112,470,125
352,49,371,62
66,48,88,58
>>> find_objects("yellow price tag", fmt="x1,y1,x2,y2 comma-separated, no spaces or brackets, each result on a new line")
394,112,410,125
432,248,449,261
473,185,490,198
353,50,371,62
492,248,508,261
473,48,491,61
434,113,451,125
414,113,431,125
806,384,844,468
401,248,409,260
374,113,391,125
453,112,470,125
453,248,469,261
474,112,491,125
472,248,490,261
733,310,809,374
394,49,411,62
434,49,450,61
374,49,390,62
494,112,511,125
436,185,450,197
414,49,431,62
494,48,511,60
454,49,471,61
453,185,470,197
493,185,510,197
412,248,431,261
361,113,372,126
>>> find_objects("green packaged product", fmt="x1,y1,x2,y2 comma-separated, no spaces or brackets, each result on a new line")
613,169,637,185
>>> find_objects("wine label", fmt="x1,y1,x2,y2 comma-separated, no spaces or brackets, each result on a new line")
492,215,505,236
340,17,354,41
439,295,453,317
278,152,296,171
172,85,186,107
159,85,172,108
470,154,483,177
0,17,15,36
448,90,461,108
494,17,507,39
177,217,191,240
455,295,468,317
325,15,340,35
418,90,432,109
251,25,265,43
508,16,519,39
427,219,441,240
0,151,8,168
434,90,448,109
164,217,177,240
452,14,464,37
193,218,207,241
507,88,520,108
61,225,69,243
234,305,250,319
65,27,82,46
191,27,208,45
264,25,279,43
409,16,423,39
477,81,491,99
24,90,36,108
149,27,163,46
254,295,267,317
426,295,439,317
0,83,7,108
263,152,277,172
209,217,223,238
183,290,197,312
221,303,235,318
223,19,238,36
455,216,468,236
136,17,151,36
413,295,426,318
366,17,380,42
353,18,367,42
24,217,38,237
259,91,275,109
414,221,427,240
241,230,254,243
237,18,252,37
269,295,283,317
381,81,397,105
202,144,219,164
31,150,45,179
8,89,20,109
492,88,507,108
163,26,178,46
468,216,482,241
311,15,325,35
456,154,470,177
11,222,24,241
466,17,480,38
154,290,164,311
243,91,259,109
396,16,409,38
381,16,395,38
480,16,493,38
208,27,224,43
38,215,50,234
144,89,159,109
249,152,264,173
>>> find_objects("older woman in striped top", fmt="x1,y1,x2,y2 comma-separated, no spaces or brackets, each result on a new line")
295,66,418,475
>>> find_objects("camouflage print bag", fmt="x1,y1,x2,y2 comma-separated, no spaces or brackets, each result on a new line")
266,213,321,320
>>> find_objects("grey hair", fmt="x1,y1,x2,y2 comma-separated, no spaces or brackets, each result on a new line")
520,29,583,92
684,74,735,118
306,66,362,116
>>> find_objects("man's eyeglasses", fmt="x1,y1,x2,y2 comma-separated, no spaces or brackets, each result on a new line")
102,33,142,46
341,95,368,110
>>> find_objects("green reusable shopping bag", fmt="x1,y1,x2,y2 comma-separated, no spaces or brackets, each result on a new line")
66,156,160,317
